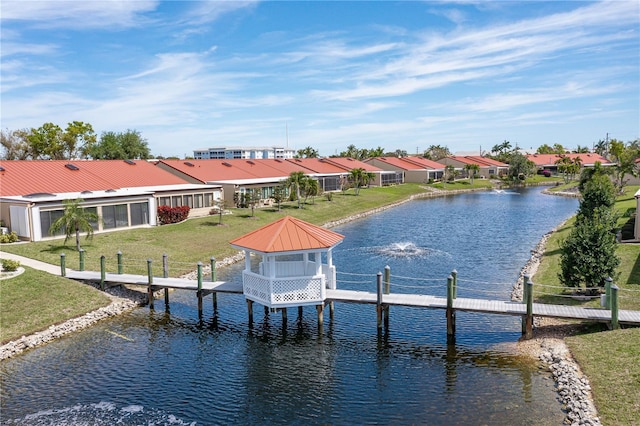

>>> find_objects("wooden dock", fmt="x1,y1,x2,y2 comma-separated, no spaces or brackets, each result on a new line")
325,289,640,325
64,269,640,332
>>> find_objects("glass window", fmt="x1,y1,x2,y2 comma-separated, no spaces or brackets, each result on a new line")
130,202,149,226
184,194,193,208
204,193,213,207
158,196,170,207
102,204,129,229
171,196,182,207
194,194,203,208
40,210,65,236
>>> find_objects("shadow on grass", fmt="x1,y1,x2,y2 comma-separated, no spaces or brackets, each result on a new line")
199,220,225,227
42,244,79,254
628,252,640,285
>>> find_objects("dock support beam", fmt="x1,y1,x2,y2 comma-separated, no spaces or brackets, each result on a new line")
210,257,217,311
100,255,106,291
522,275,533,339
281,307,287,326
383,266,390,328
329,301,334,321
197,262,203,318
317,304,324,328
147,258,154,309
446,275,456,341
247,299,254,326
376,272,383,329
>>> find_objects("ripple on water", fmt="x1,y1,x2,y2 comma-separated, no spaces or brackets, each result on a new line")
3,402,195,425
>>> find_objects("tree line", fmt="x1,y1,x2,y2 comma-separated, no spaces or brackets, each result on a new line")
1,122,150,160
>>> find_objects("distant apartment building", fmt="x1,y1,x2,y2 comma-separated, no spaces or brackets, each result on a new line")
193,146,296,160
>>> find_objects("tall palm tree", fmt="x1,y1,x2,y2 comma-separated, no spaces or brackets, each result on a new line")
349,168,366,195
49,198,100,251
303,178,320,204
464,163,480,184
286,171,308,208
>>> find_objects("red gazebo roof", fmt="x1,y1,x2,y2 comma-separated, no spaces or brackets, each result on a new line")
229,216,344,253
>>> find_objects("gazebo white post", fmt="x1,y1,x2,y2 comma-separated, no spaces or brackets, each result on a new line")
244,249,253,326
326,248,335,321
315,250,324,300
268,254,276,309
244,249,251,271
327,248,335,289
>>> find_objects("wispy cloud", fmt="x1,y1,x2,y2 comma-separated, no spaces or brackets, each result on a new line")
1,0,159,29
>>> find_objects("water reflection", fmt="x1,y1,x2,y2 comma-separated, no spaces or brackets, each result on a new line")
0,188,577,425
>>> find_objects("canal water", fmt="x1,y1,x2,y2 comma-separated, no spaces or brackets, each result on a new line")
0,188,579,425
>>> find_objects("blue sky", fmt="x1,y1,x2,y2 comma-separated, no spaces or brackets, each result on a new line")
2,1,638,158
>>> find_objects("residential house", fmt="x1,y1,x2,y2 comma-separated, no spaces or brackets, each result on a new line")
437,156,509,178
0,160,222,242
364,156,444,183
525,153,614,174
157,159,311,207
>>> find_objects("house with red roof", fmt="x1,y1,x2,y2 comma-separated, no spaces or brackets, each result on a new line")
437,156,509,178
363,156,445,183
156,158,313,207
526,153,615,174
0,160,222,242
157,157,390,207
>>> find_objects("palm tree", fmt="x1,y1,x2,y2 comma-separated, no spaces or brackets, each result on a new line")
464,164,480,184
349,168,368,195
49,198,100,251
286,171,308,208
303,178,320,204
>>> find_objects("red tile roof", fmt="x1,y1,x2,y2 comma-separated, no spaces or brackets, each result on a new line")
446,156,508,167
321,157,383,172
229,216,344,253
0,160,189,197
285,158,349,174
526,153,612,167
158,159,310,182
397,156,445,169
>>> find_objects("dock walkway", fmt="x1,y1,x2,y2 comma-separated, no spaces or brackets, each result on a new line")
63,270,640,326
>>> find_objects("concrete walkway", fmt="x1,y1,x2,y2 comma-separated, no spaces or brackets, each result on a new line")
0,252,61,275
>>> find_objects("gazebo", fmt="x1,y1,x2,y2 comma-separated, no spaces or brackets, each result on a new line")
229,216,344,324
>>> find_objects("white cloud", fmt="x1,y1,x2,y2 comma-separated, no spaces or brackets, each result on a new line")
1,0,159,29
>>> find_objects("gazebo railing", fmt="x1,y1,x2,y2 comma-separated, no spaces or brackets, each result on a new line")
243,270,326,308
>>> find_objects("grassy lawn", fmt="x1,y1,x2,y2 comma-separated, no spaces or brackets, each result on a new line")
533,185,640,311
0,267,111,343
427,179,494,190
565,328,640,425
0,184,435,277
533,184,640,425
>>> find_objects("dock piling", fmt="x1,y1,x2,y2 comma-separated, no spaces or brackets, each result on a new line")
522,275,533,339
79,249,85,271
100,255,106,290
605,277,612,309
446,275,456,339
376,272,383,329
147,258,154,309
197,262,203,318
117,251,123,274
383,266,390,328
611,285,619,330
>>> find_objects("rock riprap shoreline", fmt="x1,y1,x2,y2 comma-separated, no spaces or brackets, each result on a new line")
513,219,602,426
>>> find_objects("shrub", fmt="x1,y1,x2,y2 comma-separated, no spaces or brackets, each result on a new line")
0,231,19,244
1,258,20,272
543,170,552,177
157,205,190,225
325,192,333,201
